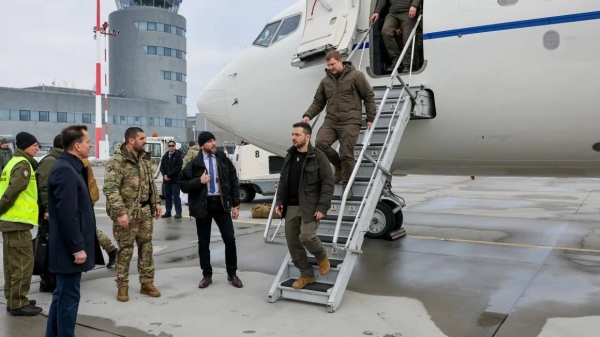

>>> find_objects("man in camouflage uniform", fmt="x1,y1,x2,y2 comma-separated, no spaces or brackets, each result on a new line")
103,127,162,302
180,144,200,208
0,137,13,173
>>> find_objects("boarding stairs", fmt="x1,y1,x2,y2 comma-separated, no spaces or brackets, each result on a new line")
264,15,432,312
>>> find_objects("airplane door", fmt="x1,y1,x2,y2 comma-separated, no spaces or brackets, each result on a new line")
295,0,361,61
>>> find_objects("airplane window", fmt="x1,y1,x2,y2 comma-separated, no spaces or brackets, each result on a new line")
273,14,301,43
253,21,281,47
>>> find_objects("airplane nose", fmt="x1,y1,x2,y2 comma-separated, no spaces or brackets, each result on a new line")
197,72,229,130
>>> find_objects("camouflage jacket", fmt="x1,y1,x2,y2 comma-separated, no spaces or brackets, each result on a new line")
103,144,159,221
183,145,200,168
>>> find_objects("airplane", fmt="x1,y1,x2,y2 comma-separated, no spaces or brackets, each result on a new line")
197,0,600,179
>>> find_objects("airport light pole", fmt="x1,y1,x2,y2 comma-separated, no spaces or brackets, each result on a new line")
93,0,119,158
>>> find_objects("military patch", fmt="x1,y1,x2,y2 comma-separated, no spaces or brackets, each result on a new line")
23,170,29,178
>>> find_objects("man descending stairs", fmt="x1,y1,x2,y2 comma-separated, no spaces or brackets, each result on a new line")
264,14,434,312
275,122,334,289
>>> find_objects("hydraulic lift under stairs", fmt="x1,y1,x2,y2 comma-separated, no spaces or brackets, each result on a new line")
263,15,434,312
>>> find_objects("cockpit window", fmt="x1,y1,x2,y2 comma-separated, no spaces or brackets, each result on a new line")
253,21,281,47
273,14,301,44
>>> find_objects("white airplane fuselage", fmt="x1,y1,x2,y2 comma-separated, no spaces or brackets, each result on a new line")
198,0,600,177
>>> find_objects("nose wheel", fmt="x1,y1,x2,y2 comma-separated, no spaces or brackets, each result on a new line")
366,202,396,239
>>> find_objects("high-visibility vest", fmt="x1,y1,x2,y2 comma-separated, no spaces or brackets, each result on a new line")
0,157,38,226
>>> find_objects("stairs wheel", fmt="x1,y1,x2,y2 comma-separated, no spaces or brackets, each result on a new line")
239,185,256,203
366,202,395,239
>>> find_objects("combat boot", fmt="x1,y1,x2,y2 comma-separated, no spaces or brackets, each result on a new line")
117,284,129,302
141,282,161,297
342,183,353,200
318,250,330,276
292,277,316,289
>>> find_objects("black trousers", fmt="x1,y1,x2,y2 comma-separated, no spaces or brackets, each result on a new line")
195,196,237,277
45,272,82,337
38,221,56,292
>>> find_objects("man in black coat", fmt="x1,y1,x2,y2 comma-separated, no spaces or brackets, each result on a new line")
178,131,243,289
45,125,105,337
160,140,183,219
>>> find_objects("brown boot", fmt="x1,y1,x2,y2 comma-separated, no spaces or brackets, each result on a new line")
318,251,330,276
117,285,129,302
140,282,161,297
292,277,317,289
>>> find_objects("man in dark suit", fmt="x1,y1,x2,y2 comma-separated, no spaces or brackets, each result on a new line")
160,140,183,219
45,125,105,337
178,131,243,289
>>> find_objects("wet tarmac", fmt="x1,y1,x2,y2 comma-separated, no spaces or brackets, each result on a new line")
1,171,600,336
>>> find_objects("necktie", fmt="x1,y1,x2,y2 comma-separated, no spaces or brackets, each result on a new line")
208,155,216,194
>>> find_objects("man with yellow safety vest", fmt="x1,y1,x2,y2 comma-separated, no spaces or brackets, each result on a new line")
0,132,43,316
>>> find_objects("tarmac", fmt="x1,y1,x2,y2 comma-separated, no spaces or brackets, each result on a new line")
2,169,600,336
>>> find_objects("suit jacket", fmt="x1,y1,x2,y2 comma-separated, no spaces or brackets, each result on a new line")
160,150,183,183
48,152,104,274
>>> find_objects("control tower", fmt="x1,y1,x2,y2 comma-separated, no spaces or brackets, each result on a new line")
109,0,187,107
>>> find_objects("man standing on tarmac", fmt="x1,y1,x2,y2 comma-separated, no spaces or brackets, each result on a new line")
275,123,334,289
0,137,13,173
0,132,43,316
160,140,183,219
178,131,243,289
302,51,376,199
37,135,118,293
103,127,162,302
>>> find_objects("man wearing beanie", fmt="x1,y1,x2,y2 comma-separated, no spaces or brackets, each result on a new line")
0,131,43,316
179,131,243,289
0,137,13,173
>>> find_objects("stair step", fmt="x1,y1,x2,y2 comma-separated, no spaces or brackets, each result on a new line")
334,181,369,197
280,279,334,293
357,129,392,145
328,199,365,218
287,256,344,284
303,256,344,268
318,234,348,245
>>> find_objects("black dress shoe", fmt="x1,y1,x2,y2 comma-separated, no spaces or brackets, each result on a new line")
9,303,42,316
174,214,182,219
6,300,36,312
162,213,172,218
198,277,212,289
228,275,243,288
107,249,118,268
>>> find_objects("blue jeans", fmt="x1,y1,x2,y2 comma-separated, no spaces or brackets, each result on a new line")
165,182,182,215
45,273,82,337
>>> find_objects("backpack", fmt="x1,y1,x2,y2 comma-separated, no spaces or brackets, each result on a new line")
251,203,272,219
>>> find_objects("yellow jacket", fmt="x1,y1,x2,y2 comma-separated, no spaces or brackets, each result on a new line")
81,158,99,204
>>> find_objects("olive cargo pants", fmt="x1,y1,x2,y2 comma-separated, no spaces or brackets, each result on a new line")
284,206,326,278
316,122,361,184
382,12,417,68
2,230,34,310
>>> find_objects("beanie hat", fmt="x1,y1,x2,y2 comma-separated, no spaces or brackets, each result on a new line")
0,137,7,145
197,131,216,147
16,132,38,150
53,134,64,149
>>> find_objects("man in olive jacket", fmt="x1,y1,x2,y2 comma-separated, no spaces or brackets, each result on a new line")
302,51,376,199
0,137,13,173
0,132,43,316
275,123,334,289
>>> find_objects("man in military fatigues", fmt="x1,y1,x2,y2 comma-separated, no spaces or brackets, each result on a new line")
0,132,43,316
302,51,376,199
103,128,162,302
0,137,13,173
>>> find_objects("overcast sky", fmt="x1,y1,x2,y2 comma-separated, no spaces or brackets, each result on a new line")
0,0,297,116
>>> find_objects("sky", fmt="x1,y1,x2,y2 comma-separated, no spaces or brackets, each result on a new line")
0,0,298,116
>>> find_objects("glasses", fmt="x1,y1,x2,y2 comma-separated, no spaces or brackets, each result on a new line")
168,145,175,147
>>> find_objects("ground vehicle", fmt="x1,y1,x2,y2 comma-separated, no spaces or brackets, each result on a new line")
231,143,283,202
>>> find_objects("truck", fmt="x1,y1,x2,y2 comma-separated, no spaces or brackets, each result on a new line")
231,143,283,203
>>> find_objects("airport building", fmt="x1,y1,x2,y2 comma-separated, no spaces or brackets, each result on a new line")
0,0,187,155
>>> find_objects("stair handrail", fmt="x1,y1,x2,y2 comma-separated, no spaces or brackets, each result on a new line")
346,23,375,65
263,115,325,243
332,15,422,248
